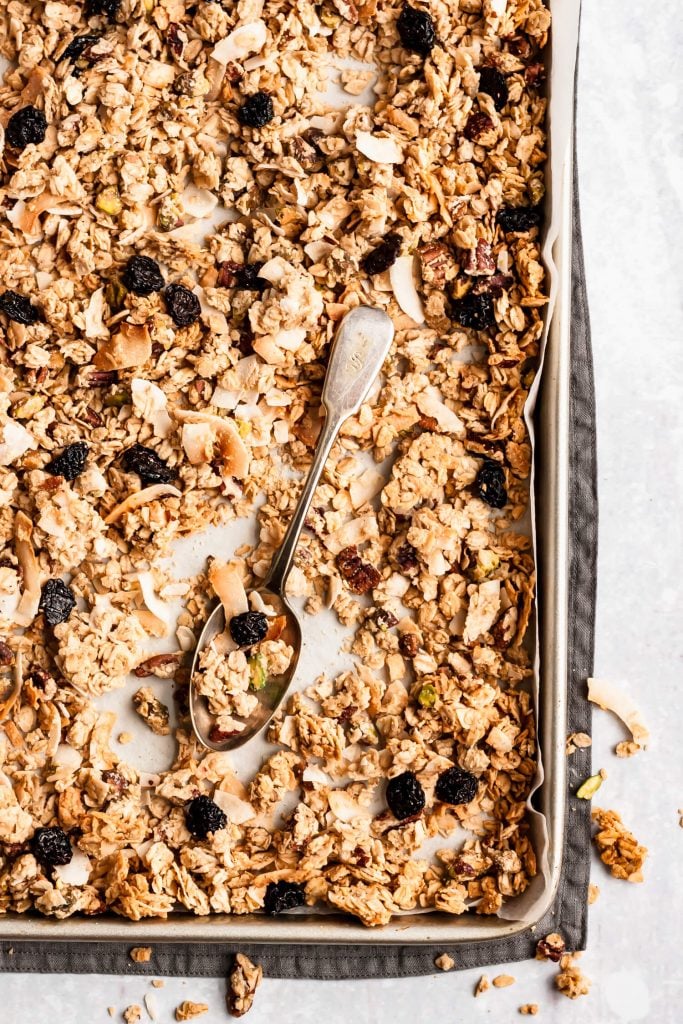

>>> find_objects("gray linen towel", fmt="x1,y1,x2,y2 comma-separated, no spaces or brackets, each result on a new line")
0,81,596,983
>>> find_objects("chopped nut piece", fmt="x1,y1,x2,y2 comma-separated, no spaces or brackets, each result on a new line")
592,808,648,881
132,687,171,736
227,952,263,1017
434,953,455,971
587,883,600,904
129,946,152,963
493,974,516,988
175,1003,209,1021
475,975,491,996
536,933,566,962
123,1008,142,1024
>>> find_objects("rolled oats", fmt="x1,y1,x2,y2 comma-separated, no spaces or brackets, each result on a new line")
0,0,548,928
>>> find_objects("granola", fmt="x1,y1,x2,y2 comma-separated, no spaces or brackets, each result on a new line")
0,0,549,928
227,952,263,1018
592,808,648,883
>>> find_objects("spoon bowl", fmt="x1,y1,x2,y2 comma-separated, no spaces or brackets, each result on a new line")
188,305,395,751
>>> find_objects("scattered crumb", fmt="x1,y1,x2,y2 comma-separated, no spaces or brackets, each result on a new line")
519,1005,539,1016
493,974,516,988
434,953,455,971
592,808,648,882
107,1011,115,1020
475,974,490,996
144,993,158,1021
616,740,640,758
587,677,649,755
129,946,152,963
151,980,164,988
566,732,592,755
588,883,600,905
536,933,566,962
123,1007,142,1024
678,808,683,828
118,732,133,745
227,952,263,1017
556,953,591,999
175,1002,209,1021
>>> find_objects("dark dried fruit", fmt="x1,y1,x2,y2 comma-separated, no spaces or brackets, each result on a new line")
496,205,543,233
121,443,174,486
185,795,227,839
398,632,419,657
336,546,381,595
525,63,546,87
375,608,398,630
361,233,402,276
0,641,12,666
386,771,425,820
121,255,165,296
5,106,47,150
263,880,306,915
397,5,436,57
235,263,267,292
166,22,184,58
396,542,418,573
536,933,566,962
475,460,507,509
39,579,76,627
451,291,495,331
102,769,128,795
463,111,494,142
434,766,478,805
0,290,40,325
478,66,509,111
164,283,201,327
238,92,274,129
30,826,73,869
229,611,268,648
86,0,122,20
61,34,101,64
45,441,89,481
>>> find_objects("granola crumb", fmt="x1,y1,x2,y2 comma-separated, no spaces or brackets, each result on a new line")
107,1011,115,1020
475,974,491,996
588,883,600,904
566,732,592,755
493,974,516,988
129,946,153,963
555,953,591,999
151,980,164,988
123,1007,142,1024
434,953,455,971
227,952,263,1017
118,732,133,745
615,740,641,758
519,1005,539,1016
536,932,566,962
592,808,648,882
175,1002,209,1021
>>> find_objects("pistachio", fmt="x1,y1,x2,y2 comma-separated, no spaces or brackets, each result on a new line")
105,280,127,311
12,395,45,419
248,652,267,691
417,683,437,708
472,549,500,580
576,773,603,800
96,186,123,216
236,419,251,438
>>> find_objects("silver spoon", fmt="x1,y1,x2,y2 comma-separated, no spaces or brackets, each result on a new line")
189,305,395,751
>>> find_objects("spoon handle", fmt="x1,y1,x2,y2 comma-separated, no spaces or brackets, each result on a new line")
264,305,394,595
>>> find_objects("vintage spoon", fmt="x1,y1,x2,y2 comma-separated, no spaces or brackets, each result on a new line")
189,305,395,751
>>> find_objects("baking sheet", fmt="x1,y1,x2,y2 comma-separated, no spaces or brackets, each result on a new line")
0,0,580,941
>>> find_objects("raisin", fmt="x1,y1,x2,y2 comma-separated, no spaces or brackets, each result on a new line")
0,290,40,325
61,34,100,66
30,826,73,869
263,880,306,915
396,542,418,573
86,0,122,20
185,795,227,839
434,766,478,805
5,106,47,150
396,5,436,57
336,546,381,595
476,460,507,509
238,92,274,129
386,771,425,820
166,22,184,58
121,443,174,486
229,611,268,648
235,263,267,292
45,441,89,481
464,111,494,142
121,255,165,296
536,934,566,963
451,291,495,331
375,608,398,630
361,233,402,276
102,769,128,795
39,579,76,627
478,66,509,111
497,205,543,233
164,284,201,327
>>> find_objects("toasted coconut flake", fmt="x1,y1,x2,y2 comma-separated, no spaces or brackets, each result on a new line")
131,379,172,438
54,848,91,887
13,512,41,626
176,409,250,477
355,131,403,165
587,678,650,750
181,185,219,220
325,514,379,554
84,287,109,339
328,789,371,822
349,467,385,509
138,572,176,636
0,419,35,466
213,790,256,824
104,485,182,525
13,192,75,236
416,388,465,436
0,650,22,722
211,20,267,64
208,561,249,622
390,256,425,325
94,322,152,371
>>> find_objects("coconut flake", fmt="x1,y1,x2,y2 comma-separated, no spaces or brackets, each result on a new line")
355,130,404,165
416,387,465,436
94,322,152,371
587,678,650,749
53,744,82,772
325,514,379,555
175,409,249,477
328,789,371,822
13,512,40,626
208,561,249,623
257,256,290,285
349,467,385,509
390,256,425,325
274,327,307,351
83,287,109,340
213,790,256,824
181,185,219,220
0,419,35,466
54,848,91,887
104,484,182,525
211,20,267,64
138,571,176,635
304,240,334,261
131,378,172,438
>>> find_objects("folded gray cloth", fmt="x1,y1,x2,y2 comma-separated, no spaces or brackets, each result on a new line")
0,79,596,985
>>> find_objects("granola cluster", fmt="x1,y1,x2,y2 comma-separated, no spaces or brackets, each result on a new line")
0,0,549,926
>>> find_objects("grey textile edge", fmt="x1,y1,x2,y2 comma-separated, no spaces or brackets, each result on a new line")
0,83,598,988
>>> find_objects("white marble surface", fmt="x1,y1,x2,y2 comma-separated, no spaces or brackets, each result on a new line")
3,1,683,1020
